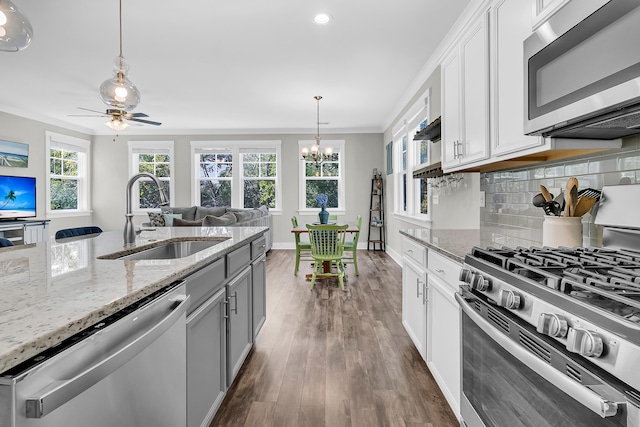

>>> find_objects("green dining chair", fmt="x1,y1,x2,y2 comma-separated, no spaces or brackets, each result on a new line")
291,216,313,275
306,224,348,290
342,215,362,276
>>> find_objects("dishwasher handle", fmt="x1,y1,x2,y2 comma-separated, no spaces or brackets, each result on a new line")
25,291,191,419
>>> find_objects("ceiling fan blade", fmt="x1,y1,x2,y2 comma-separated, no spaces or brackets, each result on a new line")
77,107,107,114
127,112,149,118
128,117,162,126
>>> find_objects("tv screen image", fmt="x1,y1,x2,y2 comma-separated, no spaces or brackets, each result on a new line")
0,175,36,220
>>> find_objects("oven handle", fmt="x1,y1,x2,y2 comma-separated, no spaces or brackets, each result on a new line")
456,292,625,419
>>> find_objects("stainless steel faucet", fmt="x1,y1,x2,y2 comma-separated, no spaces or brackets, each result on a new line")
124,172,169,246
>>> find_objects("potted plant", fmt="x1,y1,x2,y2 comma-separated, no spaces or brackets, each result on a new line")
316,193,329,224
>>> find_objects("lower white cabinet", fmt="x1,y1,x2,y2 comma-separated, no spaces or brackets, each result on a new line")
426,271,461,418
187,287,227,427
402,255,428,361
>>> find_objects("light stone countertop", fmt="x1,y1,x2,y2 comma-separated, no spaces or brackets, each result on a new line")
0,226,267,374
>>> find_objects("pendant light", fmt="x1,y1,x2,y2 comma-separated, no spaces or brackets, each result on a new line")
100,0,141,114
301,96,333,170
0,0,32,52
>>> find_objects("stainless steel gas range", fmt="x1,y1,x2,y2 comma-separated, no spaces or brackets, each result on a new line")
457,184,640,427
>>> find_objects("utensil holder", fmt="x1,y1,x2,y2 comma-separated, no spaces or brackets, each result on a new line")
542,216,583,248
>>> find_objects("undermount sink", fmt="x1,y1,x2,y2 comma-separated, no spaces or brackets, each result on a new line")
99,239,227,260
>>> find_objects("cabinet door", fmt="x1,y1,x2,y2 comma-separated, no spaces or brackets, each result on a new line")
251,254,266,340
426,275,461,418
227,265,253,386
187,287,227,427
441,49,461,170
491,0,543,157
402,258,427,361
459,11,490,166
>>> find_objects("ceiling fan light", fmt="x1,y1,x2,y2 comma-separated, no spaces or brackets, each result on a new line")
105,117,129,131
100,74,140,111
0,0,32,52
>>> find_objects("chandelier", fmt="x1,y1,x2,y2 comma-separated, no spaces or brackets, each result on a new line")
301,95,333,170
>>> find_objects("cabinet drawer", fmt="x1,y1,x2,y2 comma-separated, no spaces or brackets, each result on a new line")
402,237,427,267
185,257,226,314
428,250,461,292
227,244,251,278
251,235,267,260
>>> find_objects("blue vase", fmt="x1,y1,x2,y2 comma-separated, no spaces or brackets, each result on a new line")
318,207,329,224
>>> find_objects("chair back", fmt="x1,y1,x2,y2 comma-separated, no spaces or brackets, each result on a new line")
352,215,363,245
0,237,14,247
291,216,302,244
55,226,103,240
306,224,348,259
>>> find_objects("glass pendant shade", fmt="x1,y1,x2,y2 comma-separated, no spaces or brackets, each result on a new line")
105,117,129,131
99,56,140,111
0,0,32,52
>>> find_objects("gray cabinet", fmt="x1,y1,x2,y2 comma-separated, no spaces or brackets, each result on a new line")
187,287,226,427
185,232,266,427
226,265,253,385
251,254,266,340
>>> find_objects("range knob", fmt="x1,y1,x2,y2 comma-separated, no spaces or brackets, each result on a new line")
566,328,604,358
470,273,491,292
459,268,473,284
498,290,521,310
536,313,568,337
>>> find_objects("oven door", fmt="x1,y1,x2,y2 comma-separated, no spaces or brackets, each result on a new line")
456,289,638,427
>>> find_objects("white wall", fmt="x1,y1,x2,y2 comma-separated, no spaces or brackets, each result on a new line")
0,111,95,235
92,132,384,247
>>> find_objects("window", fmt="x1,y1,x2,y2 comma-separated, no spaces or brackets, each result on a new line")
298,140,345,213
191,141,281,210
46,131,90,217
392,88,431,222
128,141,175,213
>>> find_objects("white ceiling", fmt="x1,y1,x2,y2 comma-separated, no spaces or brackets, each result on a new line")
2,0,471,135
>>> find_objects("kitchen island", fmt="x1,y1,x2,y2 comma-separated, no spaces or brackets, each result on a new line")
0,226,267,374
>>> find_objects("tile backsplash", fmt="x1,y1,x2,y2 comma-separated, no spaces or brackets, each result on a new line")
480,136,640,248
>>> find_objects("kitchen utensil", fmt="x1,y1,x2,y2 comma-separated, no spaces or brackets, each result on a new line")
578,188,601,201
540,185,554,202
533,194,561,216
532,193,547,208
564,177,578,217
573,195,598,217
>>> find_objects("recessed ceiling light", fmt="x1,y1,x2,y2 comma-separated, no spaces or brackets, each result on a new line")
314,13,332,25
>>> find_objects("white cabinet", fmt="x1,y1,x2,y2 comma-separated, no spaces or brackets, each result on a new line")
426,250,462,419
402,237,428,361
490,0,543,157
531,0,571,30
0,220,49,245
442,10,490,171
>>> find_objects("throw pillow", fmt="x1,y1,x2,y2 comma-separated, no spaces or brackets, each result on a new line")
163,213,183,226
232,210,254,222
161,206,197,221
172,218,204,227
148,211,167,227
202,212,237,226
255,206,269,216
195,206,227,219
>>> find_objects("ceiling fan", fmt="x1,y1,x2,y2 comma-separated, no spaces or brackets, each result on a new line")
72,0,160,130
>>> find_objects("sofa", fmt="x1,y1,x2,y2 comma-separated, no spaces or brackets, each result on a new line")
146,205,272,251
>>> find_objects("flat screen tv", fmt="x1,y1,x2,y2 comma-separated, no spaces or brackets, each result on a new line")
0,175,36,220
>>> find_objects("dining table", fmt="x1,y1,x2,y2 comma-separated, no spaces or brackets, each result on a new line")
290,222,359,278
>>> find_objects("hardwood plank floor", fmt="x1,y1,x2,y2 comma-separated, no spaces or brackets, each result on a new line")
211,249,458,427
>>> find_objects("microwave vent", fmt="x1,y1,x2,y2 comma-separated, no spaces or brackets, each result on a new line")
586,110,640,129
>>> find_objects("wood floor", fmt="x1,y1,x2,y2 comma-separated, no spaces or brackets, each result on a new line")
210,249,458,427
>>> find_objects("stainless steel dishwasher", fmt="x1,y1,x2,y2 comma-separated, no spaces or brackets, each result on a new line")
0,282,190,427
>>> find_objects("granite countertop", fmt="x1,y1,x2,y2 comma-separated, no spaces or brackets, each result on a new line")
0,226,267,373
399,228,490,264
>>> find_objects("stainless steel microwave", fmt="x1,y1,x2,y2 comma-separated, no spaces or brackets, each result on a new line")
524,0,640,139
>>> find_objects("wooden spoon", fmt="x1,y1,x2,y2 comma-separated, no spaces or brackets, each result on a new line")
540,185,553,202
563,177,579,217
573,196,597,217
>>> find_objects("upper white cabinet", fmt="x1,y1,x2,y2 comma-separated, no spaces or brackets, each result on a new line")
490,0,543,157
531,0,571,30
442,10,490,171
